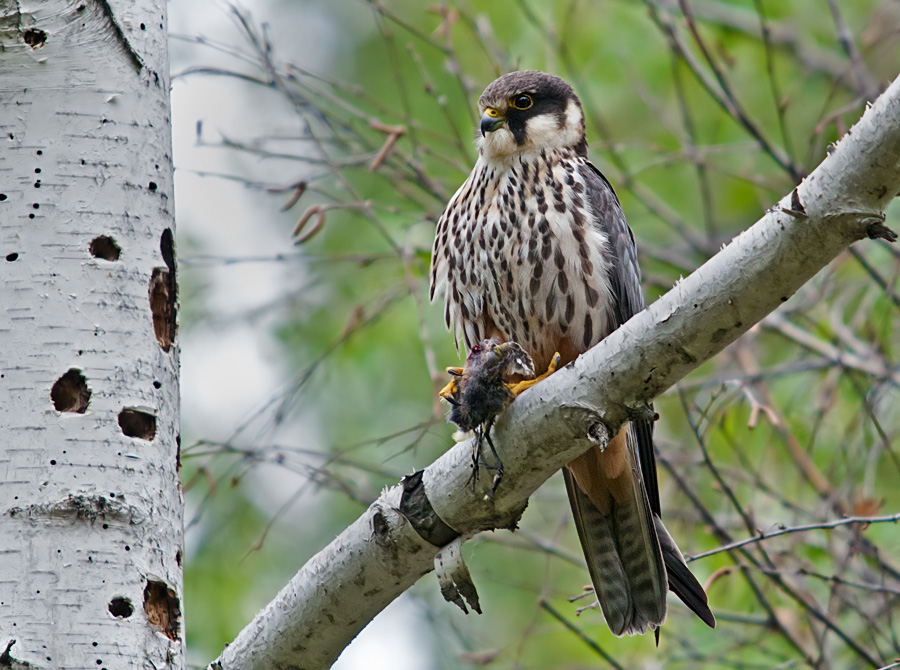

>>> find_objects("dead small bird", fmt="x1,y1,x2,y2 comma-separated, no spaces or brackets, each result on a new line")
442,338,535,497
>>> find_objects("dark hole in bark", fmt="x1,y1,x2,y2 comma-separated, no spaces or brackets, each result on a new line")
144,580,180,641
118,408,156,441
149,270,175,352
160,228,175,272
89,236,121,261
1,640,18,665
23,28,47,47
51,369,91,413
6,253,18,262
108,596,133,618
149,229,177,352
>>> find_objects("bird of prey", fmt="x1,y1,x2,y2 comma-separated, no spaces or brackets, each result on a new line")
430,70,715,636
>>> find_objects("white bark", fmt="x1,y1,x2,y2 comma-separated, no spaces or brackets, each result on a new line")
0,1,181,669
210,74,900,670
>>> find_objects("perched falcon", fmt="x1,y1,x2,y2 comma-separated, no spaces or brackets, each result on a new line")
430,70,715,636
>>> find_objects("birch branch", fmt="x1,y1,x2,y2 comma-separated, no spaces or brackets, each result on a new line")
209,72,900,670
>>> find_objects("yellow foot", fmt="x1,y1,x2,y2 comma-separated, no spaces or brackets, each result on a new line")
439,367,464,400
507,352,560,395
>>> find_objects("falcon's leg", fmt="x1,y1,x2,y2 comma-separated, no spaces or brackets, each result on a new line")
470,427,483,487
439,366,464,400
482,424,504,499
507,352,561,396
465,426,493,491
468,423,504,498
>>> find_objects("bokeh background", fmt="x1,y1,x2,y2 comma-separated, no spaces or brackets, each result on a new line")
168,2,900,668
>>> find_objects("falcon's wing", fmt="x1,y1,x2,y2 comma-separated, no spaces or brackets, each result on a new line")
578,160,660,517
579,161,714,629
580,163,644,325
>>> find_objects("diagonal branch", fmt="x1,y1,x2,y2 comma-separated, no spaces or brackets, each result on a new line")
208,72,900,670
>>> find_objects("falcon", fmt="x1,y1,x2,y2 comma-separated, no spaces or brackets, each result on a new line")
430,70,715,636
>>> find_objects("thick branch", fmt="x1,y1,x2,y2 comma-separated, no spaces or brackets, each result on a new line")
209,73,900,670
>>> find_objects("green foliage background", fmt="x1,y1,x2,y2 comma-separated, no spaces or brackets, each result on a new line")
173,1,900,667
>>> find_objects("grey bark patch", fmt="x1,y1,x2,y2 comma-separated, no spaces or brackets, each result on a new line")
7,494,141,525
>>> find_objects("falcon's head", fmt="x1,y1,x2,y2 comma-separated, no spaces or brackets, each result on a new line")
476,70,587,162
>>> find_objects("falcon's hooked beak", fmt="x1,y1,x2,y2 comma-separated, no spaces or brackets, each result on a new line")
480,107,504,136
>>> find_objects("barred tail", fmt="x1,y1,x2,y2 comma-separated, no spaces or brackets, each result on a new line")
563,435,667,635
564,425,716,635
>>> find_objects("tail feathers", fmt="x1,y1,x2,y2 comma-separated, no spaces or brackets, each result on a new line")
563,468,667,636
654,517,716,628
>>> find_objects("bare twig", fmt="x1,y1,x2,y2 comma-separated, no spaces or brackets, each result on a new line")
687,513,900,562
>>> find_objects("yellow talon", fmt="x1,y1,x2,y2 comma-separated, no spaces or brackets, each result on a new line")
507,352,560,396
439,367,464,400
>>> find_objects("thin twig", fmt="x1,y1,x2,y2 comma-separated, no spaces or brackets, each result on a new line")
688,513,900,562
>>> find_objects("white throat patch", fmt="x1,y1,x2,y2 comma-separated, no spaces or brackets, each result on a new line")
477,126,519,163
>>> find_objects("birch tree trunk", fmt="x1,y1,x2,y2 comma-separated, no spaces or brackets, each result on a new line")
0,1,182,668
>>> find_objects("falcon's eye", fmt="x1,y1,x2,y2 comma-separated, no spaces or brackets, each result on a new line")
510,94,533,110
